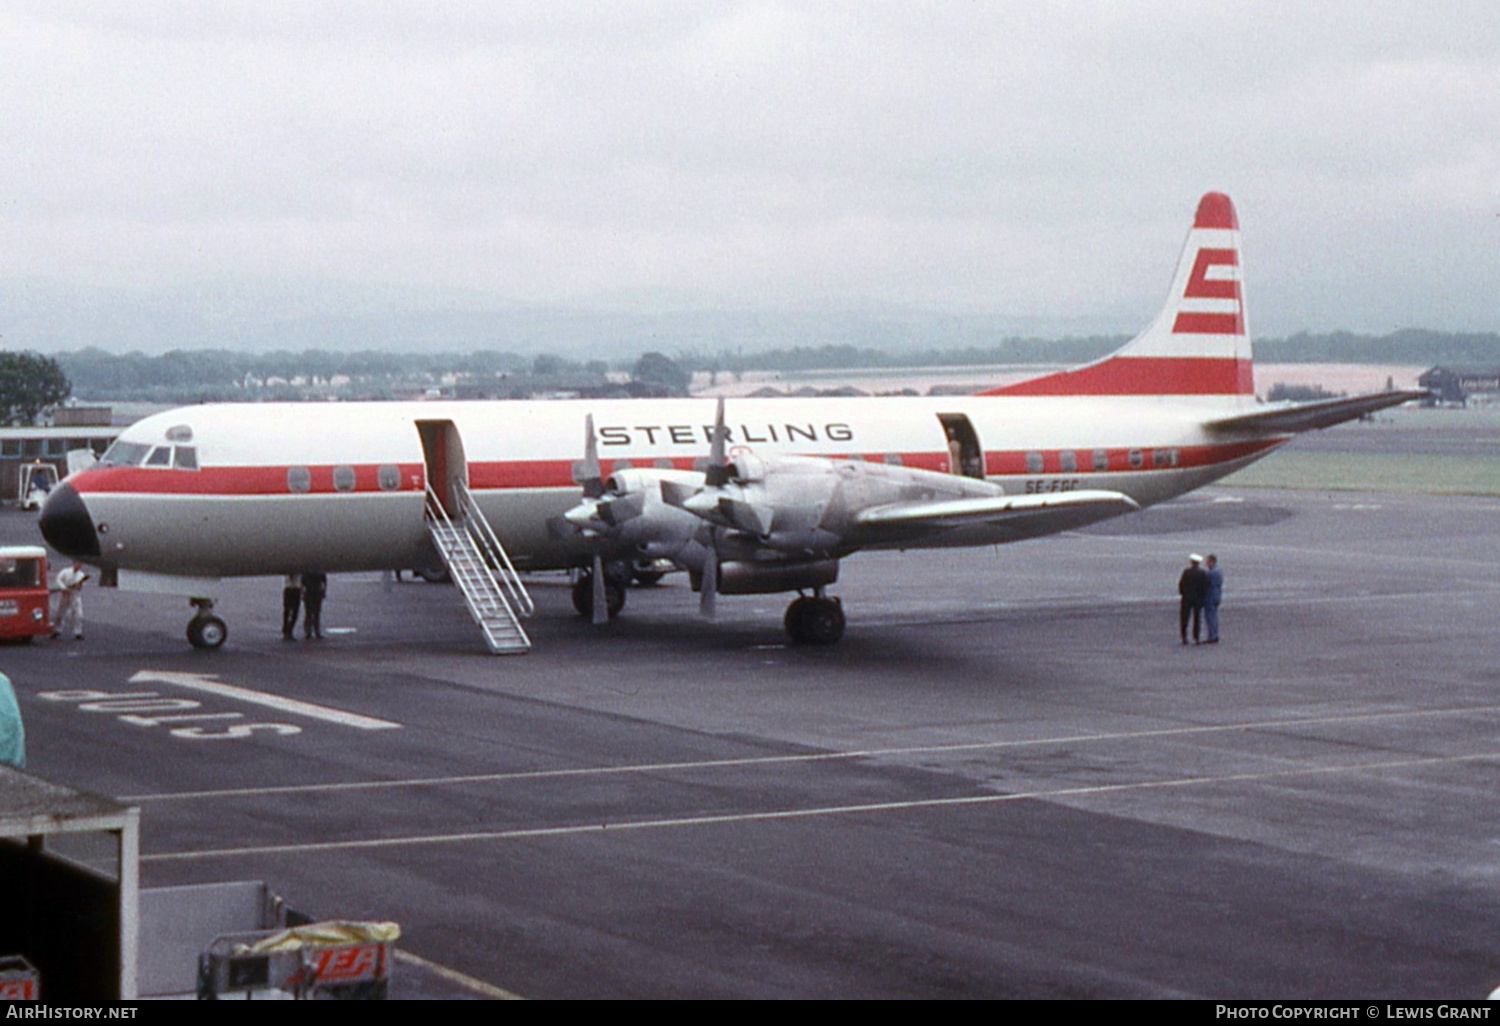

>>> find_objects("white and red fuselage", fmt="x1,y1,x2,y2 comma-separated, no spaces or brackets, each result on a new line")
39,194,1406,601
41,393,1285,580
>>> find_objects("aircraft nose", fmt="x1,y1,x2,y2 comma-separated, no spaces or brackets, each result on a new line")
39,483,101,559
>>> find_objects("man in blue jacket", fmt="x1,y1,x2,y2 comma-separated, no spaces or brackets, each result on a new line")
1203,554,1224,644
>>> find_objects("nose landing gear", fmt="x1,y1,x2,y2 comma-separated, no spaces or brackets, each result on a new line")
187,598,227,649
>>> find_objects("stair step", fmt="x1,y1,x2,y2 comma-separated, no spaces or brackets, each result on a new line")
429,509,532,655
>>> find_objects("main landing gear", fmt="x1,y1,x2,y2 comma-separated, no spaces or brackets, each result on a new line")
571,566,627,621
187,598,227,650
784,592,845,645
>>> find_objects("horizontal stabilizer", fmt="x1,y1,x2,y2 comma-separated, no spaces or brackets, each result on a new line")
1206,389,1427,436
851,489,1138,548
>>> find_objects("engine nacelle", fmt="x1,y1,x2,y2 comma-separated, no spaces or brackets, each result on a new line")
713,558,839,596
602,468,704,551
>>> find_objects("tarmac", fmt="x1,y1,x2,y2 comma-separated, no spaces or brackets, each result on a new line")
6,411,1500,998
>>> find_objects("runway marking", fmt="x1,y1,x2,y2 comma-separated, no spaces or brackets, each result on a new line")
130,670,401,731
140,749,1500,863
120,703,1500,803
392,950,524,1001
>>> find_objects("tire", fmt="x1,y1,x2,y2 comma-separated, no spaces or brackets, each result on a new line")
414,565,451,584
572,571,626,619
187,614,228,649
784,596,815,642
799,598,845,645
632,567,667,587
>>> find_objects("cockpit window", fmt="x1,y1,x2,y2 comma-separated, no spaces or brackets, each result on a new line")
99,439,202,469
101,441,152,466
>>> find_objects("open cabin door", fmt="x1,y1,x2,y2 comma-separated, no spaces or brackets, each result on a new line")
416,420,468,518
414,418,533,654
936,413,985,479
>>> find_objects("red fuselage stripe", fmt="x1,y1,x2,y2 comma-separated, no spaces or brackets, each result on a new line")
70,440,1282,497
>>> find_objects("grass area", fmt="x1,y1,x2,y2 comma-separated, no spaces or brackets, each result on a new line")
1224,451,1500,496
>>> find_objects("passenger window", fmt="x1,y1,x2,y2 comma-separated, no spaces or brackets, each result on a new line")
378,465,400,491
287,467,311,493
333,466,356,492
884,453,903,466
1128,448,1144,469
1059,451,1077,474
173,446,199,470
1092,449,1109,472
146,446,172,466
1025,451,1044,474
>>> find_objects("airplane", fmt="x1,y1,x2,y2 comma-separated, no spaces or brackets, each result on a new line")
38,193,1423,651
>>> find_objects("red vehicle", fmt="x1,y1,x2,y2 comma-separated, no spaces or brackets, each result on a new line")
0,546,52,641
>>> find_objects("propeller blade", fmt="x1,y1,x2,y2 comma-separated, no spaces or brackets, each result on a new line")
572,414,605,499
704,397,731,487
591,551,608,625
699,536,718,618
597,490,646,527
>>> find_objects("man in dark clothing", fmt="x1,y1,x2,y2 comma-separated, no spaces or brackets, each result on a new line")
301,573,327,639
282,574,301,639
1178,554,1209,645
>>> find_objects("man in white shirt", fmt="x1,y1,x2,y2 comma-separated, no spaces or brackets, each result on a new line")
53,559,88,641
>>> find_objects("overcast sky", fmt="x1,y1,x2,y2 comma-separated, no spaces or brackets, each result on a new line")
2,1,1497,353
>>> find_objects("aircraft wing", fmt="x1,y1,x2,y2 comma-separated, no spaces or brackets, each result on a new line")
848,489,1139,548
1204,389,1427,435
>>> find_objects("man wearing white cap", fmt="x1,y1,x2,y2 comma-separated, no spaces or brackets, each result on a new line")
1178,554,1209,645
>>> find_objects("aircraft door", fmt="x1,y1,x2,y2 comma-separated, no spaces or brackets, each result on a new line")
416,420,469,516
936,413,985,479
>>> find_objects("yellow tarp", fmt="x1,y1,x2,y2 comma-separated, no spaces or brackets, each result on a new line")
233,921,401,955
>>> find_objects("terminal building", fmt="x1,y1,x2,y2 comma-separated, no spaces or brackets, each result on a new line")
0,407,121,504
1417,366,1500,406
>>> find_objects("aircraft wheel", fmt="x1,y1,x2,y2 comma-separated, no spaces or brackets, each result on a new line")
414,565,451,584
632,562,667,587
187,614,228,650
572,571,626,620
784,596,815,642
785,596,844,645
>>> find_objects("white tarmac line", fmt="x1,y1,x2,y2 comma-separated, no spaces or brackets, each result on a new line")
130,670,400,730
121,702,1500,804
141,750,1500,864
392,950,524,1001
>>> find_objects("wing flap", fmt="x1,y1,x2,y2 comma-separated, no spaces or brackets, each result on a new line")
850,489,1138,548
1205,389,1427,435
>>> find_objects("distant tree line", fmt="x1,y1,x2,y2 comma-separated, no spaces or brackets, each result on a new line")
53,347,694,403
41,329,1500,404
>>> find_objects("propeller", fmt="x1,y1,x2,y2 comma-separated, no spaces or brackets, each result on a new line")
563,415,620,625
697,398,734,617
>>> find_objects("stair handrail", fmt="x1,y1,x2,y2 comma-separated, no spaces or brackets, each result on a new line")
452,480,535,617
425,483,531,650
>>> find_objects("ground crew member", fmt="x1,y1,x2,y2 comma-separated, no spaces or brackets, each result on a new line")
53,559,88,641
1178,554,1208,645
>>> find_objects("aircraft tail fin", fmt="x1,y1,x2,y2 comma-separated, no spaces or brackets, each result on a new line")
980,192,1253,398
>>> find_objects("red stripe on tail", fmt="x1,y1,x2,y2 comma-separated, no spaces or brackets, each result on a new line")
978,356,1253,397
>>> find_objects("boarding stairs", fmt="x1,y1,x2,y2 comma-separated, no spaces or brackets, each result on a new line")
425,481,534,654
